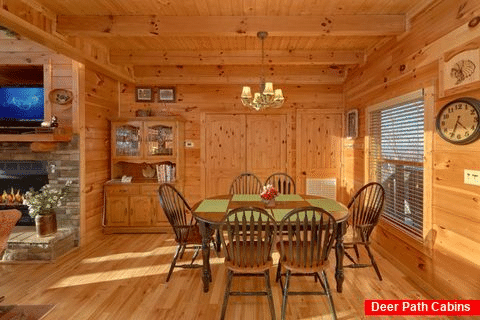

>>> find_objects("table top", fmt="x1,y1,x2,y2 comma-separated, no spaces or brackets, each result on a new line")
191,194,349,225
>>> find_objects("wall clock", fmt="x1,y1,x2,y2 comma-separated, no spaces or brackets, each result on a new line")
435,97,480,144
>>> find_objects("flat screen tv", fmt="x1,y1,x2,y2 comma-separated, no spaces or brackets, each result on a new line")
0,86,44,127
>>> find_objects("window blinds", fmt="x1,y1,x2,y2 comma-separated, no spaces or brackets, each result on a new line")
369,97,424,239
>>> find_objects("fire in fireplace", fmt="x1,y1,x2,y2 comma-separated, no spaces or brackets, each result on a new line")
0,160,49,226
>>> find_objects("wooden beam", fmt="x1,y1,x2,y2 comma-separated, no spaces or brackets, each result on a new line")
133,65,346,85
0,7,135,83
111,49,365,66
57,15,405,37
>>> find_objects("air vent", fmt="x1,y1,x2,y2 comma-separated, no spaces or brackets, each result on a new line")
306,178,337,200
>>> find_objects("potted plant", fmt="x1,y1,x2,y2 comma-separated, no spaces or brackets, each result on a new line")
23,180,72,237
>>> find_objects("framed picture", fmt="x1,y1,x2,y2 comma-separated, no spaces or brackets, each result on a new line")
346,109,358,139
158,87,176,103
135,87,153,102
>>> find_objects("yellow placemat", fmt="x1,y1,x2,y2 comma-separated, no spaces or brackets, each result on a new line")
306,199,346,212
195,199,229,212
276,194,303,201
231,194,262,202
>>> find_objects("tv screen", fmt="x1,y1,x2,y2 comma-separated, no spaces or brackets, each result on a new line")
0,87,44,122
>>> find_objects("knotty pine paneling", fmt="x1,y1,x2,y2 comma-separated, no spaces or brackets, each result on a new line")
83,68,119,244
119,82,342,204
344,0,480,298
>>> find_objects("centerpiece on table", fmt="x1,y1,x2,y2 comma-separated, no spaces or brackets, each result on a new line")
23,180,72,237
260,184,278,208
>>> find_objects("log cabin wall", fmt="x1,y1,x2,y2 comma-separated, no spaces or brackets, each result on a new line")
118,83,344,205
344,0,480,298
82,68,119,244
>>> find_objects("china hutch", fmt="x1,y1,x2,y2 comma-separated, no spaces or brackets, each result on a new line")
103,116,185,233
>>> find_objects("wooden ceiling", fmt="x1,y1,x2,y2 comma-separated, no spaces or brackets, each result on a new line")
4,0,436,83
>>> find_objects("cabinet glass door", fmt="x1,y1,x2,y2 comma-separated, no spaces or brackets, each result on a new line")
145,123,174,157
114,123,142,157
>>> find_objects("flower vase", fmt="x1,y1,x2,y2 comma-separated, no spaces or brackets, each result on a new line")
262,198,276,208
35,210,57,237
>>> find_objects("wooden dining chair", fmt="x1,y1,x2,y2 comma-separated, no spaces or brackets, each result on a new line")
219,207,277,320
276,206,338,320
265,173,296,194
344,182,385,280
229,172,263,194
158,183,214,282
0,209,21,302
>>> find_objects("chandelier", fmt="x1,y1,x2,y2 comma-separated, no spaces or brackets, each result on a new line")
241,31,284,111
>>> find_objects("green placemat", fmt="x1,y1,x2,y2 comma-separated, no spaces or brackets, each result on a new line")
307,198,346,212
231,194,261,202
276,194,303,201
195,199,229,212
271,209,291,220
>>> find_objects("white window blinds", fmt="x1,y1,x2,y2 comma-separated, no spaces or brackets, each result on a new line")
369,93,424,239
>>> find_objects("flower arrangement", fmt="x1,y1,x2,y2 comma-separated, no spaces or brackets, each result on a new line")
23,181,72,218
260,184,278,201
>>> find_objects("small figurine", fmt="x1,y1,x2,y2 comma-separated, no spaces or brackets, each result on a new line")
51,115,59,127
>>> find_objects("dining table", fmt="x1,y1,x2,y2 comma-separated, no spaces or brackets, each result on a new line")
191,193,350,293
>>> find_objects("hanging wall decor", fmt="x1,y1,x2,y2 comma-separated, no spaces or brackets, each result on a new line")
440,47,480,97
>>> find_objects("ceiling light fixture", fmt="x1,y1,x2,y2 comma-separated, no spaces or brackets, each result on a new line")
241,31,284,111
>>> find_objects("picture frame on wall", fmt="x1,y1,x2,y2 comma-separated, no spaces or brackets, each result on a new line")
135,87,153,102
346,109,358,139
158,87,176,103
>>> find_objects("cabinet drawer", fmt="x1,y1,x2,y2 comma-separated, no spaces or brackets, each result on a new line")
106,185,140,195
141,185,160,195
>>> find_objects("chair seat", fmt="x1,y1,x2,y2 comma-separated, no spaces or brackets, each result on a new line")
224,242,273,272
176,225,209,245
276,241,329,273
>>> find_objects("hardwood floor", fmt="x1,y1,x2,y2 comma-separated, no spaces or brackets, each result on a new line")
0,233,456,319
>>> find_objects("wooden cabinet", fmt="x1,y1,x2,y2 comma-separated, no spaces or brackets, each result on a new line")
103,117,184,234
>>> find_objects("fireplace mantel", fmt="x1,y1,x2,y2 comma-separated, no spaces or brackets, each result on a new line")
0,133,71,142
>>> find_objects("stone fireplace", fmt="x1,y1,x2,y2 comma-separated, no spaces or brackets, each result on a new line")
0,136,80,261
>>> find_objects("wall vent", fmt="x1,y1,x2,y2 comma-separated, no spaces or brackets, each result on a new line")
306,178,337,200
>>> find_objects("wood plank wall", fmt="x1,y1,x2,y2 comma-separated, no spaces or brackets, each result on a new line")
118,83,344,204
344,0,480,298
82,68,119,244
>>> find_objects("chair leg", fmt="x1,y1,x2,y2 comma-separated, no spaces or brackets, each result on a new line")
215,229,222,252
264,270,276,320
320,270,337,320
166,244,182,282
275,262,282,282
179,244,186,259
364,244,383,281
220,270,234,320
191,246,200,264
281,270,291,320
353,244,360,259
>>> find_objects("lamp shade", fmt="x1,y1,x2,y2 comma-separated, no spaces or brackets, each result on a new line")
263,82,274,95
241,86,252,98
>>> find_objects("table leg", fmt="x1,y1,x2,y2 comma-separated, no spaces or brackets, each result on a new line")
197,220,212,292
335,221,347,293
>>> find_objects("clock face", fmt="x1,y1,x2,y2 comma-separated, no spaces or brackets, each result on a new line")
436,98,480,145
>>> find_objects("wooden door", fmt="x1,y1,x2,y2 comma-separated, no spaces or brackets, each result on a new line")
105,196,129,226
246,114,287,182
204,114,246,197
296,110,343,194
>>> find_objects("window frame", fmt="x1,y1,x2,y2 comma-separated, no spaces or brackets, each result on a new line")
365,88,434,247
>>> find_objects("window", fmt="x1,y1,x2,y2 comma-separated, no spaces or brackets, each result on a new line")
368,90,424,240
